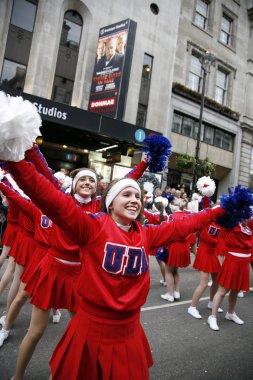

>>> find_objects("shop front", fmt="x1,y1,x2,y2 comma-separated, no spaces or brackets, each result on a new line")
1,86,161,183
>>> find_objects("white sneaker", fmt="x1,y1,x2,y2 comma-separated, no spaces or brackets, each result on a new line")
249,287,253,292
0,315,6,327
188,306,202,319
52,310,61,324
160,293,174,302
207,315,219,331
0,329,9,347
173,291,180,300
238,291,244,298
207,301,223,313
225,312,244,325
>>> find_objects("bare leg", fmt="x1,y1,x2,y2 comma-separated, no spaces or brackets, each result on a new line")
228,289,239,314
0,245,11,270
165,265,175,297
13,306,51,380
6,263,24,312
209,273,219,301
211,286,228,318
156,258,165,282
173,268,180,292
0,256,15,298
191,271,209,307
190,243,197,256
4,282,29,330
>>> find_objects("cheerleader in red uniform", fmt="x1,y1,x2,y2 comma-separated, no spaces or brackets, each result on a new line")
188,219,223,319
207,221,253,331
161,200,191,302
2,140,167,379
4,158,229,380
0,194,20,300
0,194,19,269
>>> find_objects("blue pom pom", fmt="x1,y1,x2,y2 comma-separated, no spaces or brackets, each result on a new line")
142,135,172,173
216,185,253,229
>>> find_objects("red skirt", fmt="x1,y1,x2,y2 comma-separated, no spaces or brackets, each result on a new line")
193,243,221,273
14,235,38,267
20,244,48,285
2,222,19,246
217,253,250,291
24,254,81,312
50,308,153,380
167,241,190,268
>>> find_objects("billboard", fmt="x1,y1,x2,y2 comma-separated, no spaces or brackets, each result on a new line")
88,19,137,119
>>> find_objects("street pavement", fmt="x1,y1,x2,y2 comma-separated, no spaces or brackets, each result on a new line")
0,255,253,380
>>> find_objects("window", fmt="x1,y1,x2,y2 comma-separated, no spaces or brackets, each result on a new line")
136,54,153,128
172,113,183,134
194,0,209,29
11,0,37,32
215,69,228,104
0,59,26,90
52,10,83,105
204,125,214,144
0,0,38,91
188,54,202,92
172,112,234,152
220,14,232,45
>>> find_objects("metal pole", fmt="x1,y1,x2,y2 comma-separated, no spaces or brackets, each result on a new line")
192,66,207,190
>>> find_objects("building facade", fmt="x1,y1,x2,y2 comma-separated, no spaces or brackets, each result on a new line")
0,0,253,194
170,0,253,194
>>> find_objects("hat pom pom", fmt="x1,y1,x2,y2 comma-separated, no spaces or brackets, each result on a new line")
142,135,172,173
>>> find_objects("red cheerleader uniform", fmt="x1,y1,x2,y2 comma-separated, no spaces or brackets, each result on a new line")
166,212,191,267
215,227,227,257
6,159,226,380
217,223,252,291
193,221,221,273
1,201,20,246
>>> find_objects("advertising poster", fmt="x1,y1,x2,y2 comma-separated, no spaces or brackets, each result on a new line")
88,19,137,119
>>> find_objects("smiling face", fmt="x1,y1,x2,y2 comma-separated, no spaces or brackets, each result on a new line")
75,176,96,198
109,186,142,225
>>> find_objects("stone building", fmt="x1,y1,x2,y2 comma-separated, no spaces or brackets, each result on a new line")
0,0,252,194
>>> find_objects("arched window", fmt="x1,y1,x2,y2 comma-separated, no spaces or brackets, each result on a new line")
0,0,38,91
52,10,83,105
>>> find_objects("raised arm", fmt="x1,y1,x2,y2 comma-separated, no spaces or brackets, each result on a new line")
147,207,226,250
0,182,38,222
25,144,61,189
4,160,90,247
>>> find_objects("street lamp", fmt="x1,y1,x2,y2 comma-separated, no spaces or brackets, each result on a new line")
192,51,216,189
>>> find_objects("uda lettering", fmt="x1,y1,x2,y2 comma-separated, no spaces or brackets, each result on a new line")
102,242,149,275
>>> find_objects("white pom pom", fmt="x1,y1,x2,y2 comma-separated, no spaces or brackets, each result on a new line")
196,176,216,197
155,196,169,208
0,91,42,161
